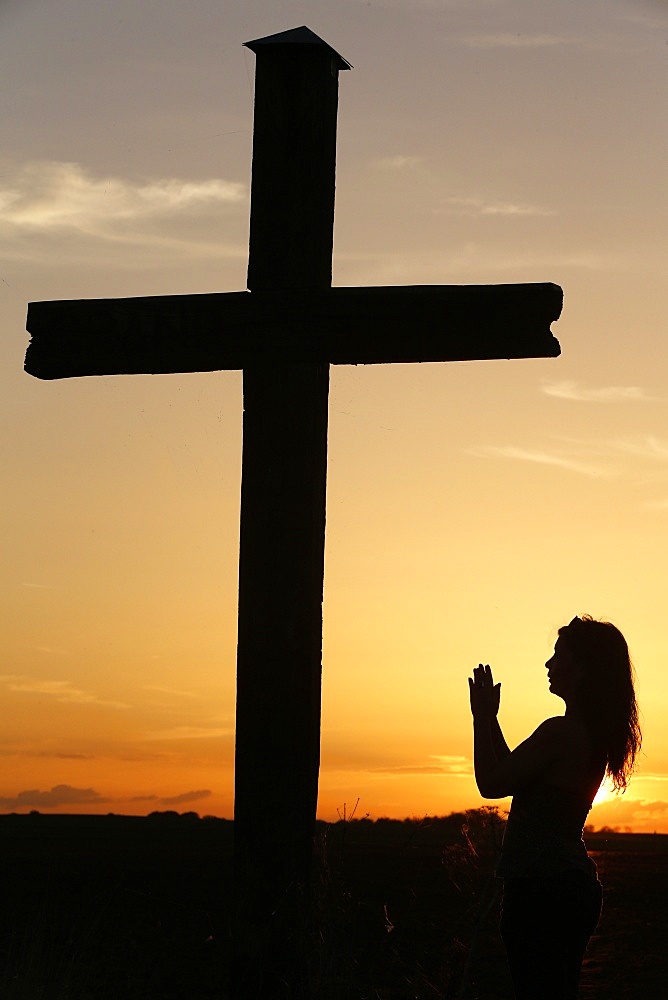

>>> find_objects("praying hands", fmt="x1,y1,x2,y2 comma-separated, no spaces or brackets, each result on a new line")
468,663,501,719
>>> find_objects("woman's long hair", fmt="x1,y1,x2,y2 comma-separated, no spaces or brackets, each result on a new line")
559,615,641,792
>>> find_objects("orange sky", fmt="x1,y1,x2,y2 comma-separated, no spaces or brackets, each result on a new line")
2,0,668,832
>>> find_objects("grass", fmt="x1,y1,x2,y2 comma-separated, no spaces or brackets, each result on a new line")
1,811,667,998
306,807,511,999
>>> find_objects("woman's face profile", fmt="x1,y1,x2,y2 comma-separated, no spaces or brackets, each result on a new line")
545,636,582,701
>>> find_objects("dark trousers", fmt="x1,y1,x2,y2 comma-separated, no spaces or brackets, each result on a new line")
500,872,602,1000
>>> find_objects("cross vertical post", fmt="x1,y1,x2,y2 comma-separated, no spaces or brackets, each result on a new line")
233,30,350,988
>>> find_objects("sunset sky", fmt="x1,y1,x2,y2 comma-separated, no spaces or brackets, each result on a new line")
2,0,667,832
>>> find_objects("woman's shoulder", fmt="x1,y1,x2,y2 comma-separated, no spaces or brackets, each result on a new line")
533,714,588,743
530,715,569,741
530,715,591,763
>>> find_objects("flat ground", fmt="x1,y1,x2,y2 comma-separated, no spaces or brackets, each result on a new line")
581,842,668,999
0,813,665,998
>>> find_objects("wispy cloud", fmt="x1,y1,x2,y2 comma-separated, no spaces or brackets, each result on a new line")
0,674,128,709
338,754,473,777
1,161,244,232
442,196,556,218
498,250,629,272
590,795,668,830
129,790,212,806
335,245,633,287
0,784,107,809
375,155,423,170
461,33,577,49
351,0,493,10
0,160,247,264
542,380,656,402
143,684,206,700
161,789,211,806
644,498,668,510
613,435,668,462
473,445,613,479
144,724,233,741
472,433,668,495
431,754,473,774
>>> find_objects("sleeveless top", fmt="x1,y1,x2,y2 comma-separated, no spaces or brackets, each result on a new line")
496,782,597,879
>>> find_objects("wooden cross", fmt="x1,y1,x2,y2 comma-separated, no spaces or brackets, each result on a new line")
25,24,561,985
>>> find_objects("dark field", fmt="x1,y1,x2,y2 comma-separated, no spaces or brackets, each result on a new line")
0,811,666,998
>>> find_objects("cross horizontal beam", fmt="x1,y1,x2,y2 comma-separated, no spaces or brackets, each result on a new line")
25,282,561,379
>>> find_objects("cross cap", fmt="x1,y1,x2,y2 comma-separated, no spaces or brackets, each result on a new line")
244,25,352,71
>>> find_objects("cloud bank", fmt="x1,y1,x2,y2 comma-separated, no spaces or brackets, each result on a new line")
0,785,212,810
0,784,107,809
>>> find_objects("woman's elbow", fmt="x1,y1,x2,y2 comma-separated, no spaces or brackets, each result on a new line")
475,777,511,799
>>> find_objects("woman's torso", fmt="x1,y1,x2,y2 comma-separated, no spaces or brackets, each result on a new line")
497,716,606,879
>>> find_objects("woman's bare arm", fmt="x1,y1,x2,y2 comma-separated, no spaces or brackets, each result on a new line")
469,663,563,798
491,716,511,761
470,663,510,793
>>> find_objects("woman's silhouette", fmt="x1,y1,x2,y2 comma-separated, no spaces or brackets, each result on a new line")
469,615,640,1000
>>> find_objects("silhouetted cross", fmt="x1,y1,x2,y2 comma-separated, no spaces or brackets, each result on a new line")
25,24,561,985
